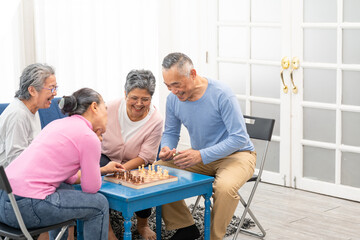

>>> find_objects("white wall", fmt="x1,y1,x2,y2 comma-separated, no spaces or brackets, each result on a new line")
0,0,28,101
158,0,212,150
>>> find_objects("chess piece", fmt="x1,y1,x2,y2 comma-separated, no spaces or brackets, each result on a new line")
164,169,169,178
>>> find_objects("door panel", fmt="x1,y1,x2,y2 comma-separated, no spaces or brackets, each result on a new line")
303,68,336,103
303,146,336,183
219,27,249,58
218,63,247,95
303,0,337,22
251,65,280,99
303,29,337,63
251,0,281,23
344,0,360,22
251,27,281,61
342,111,360,146
341,152,360,188
292,0,360,201
251,102,280,136
218,0,249,22
211,0,360,201
303,107,336,143
342,71,360,105
213,0,287,185
343,29,360,64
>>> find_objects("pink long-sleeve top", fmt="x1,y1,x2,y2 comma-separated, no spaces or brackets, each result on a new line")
101,98,163,165
5,115,102,199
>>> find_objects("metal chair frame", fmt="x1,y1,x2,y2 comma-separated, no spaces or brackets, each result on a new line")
191,115,275,239
0,166,75,240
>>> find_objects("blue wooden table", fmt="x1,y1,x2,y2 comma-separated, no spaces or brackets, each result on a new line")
77,166,214,240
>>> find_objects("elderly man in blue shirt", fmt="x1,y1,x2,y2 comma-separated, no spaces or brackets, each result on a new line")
157,52,256,240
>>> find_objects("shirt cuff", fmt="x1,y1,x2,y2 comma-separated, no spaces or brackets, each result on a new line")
65,173,78,184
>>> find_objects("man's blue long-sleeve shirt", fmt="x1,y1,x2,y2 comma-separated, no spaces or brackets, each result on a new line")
161,78,254,164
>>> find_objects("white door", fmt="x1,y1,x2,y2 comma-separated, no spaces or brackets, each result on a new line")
206,0,292,186
207,0,360,201
291,0,360,201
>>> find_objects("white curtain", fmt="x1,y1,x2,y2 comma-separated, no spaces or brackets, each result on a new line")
0,0,210,152
0,0,160,105
0,0,27,102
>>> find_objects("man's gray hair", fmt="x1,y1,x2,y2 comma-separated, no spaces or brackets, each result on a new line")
15,63,55,100
162,52,194,77
124,70,156,96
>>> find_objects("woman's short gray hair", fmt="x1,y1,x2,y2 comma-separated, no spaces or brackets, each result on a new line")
162,52,193,77
15,63,55,100
124,70,156,96
58,88,102,116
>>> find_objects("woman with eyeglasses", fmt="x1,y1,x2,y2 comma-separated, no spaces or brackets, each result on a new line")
0,63,63,240
0,63,58,168
1,88,124,240
101,70,163,240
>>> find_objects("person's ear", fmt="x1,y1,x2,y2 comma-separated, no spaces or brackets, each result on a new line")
90,102,98,113
190,69,197,78
28,86,37,97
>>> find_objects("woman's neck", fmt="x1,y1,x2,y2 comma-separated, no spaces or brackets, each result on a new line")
21,98,38,114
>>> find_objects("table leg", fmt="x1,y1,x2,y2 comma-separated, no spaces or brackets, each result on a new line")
156,206,162,240
76,220,84,240
204,194,211,240
123,215,132,240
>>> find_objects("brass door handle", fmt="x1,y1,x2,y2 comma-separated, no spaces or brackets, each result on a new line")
281,57,289,94
290,57,299,94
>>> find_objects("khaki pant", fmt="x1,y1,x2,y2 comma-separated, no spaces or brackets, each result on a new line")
155,151,256,240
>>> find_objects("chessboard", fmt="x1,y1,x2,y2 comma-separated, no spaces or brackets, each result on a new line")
104,164,178,189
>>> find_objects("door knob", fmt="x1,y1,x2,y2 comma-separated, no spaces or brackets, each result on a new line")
290,57,299,94
281,57,290,94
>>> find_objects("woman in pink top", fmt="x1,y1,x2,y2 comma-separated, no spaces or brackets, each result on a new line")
101,70,163,240
0,88,124,240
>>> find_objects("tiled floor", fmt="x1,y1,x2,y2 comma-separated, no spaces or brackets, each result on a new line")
186,182,360,240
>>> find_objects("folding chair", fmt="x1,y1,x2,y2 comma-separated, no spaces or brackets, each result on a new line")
191,115,275,239
0,166,75,240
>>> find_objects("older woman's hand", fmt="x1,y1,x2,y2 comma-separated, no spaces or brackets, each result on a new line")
100,161,125,175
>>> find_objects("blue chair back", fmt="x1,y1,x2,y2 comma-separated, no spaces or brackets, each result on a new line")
0,103,9,115
38,98,67,128
0,98,66,128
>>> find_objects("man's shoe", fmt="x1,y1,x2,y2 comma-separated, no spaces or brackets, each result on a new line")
170,224,200,240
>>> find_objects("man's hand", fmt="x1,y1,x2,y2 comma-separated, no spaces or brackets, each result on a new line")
158,146,177,161
100,161,125,175
173,149,202,169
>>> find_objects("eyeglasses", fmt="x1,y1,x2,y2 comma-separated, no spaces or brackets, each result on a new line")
127,96,151,104
42,86,58,94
